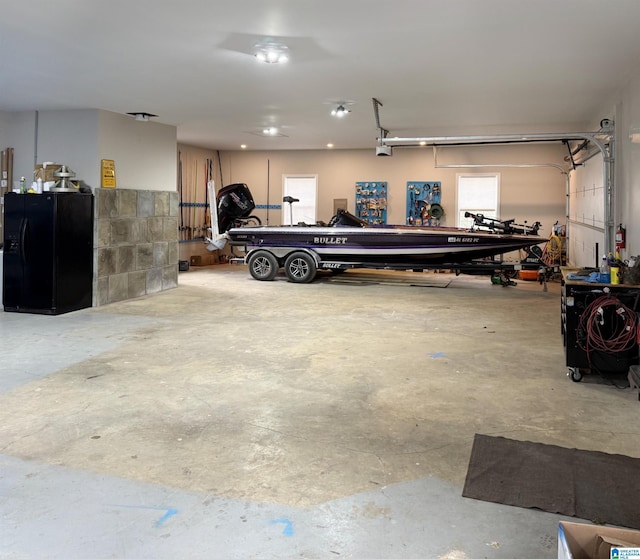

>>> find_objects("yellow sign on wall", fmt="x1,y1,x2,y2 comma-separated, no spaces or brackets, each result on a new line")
101,159,116,188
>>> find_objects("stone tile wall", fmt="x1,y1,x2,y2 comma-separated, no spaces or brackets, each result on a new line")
94,188,179,306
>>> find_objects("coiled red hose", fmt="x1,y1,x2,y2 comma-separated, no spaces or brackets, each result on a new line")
577,294,638,356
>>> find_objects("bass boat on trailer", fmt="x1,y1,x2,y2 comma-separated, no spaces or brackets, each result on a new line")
206,183,544,283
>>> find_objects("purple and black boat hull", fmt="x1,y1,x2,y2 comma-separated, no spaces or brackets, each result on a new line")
212,183,544,283
227,224,542,267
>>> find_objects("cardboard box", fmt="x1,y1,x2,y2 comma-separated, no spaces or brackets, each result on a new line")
558,521,640,559
34,163,63,182
189,253,218,266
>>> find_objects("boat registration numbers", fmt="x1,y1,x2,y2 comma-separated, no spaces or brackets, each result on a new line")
448,236,480,243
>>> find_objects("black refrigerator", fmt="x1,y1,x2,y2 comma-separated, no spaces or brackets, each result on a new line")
3,192,94,315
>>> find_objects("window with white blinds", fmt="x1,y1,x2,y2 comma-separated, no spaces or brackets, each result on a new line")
456,174,500,228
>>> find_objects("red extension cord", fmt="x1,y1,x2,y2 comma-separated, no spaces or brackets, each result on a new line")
577,294,638,356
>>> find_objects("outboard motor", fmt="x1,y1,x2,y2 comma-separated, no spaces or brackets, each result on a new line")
217,183,256,233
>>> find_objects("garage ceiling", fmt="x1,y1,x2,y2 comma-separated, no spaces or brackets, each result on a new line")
2,0,640,151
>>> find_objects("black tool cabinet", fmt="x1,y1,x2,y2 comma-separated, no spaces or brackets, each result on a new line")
561,268,640,381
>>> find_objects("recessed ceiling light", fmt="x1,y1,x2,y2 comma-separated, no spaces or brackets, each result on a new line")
245,129,288,138
255,42,289,64
419,141,427,146
327,143,334,148
240,144,247,149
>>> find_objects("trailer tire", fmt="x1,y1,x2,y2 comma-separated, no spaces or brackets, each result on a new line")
247,250,279,281
284,252,317,283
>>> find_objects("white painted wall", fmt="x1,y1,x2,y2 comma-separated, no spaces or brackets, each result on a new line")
36,110,100,188
98,111,177,191
581,70,640,264
0,111,12,148
219,144,568,235
1,109,178,192
0,111,37,188
613,75,640,261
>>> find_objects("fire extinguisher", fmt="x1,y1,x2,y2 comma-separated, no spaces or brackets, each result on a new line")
615,223,626,251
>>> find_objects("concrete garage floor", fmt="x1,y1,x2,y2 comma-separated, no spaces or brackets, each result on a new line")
1,264,639,558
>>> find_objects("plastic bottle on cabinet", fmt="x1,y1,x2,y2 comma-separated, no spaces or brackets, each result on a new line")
600,256,610,284
611,262,620,284
610,250,621,284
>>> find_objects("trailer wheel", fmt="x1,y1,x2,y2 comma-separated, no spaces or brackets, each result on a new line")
284,252,317,283
247,250,279,281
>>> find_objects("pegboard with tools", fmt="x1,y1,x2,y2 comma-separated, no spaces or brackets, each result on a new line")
355,181,387,225
406,181,443,226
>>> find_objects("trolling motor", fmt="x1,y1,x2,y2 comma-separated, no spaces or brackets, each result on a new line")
464,211,541,236
283,196,299,225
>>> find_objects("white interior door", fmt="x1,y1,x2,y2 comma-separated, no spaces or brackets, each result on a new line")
283,175,317,225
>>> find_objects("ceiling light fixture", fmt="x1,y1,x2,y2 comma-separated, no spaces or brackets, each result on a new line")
331,105,350,118
126,112,158,122
255,43,289,64
263,127,278,136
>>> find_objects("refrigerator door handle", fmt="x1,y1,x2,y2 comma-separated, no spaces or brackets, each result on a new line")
19,217,28,266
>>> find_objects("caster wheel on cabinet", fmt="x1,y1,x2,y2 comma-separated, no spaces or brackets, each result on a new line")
568,368,583,382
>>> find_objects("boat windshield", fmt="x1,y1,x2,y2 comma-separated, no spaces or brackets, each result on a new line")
329,209,368,228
